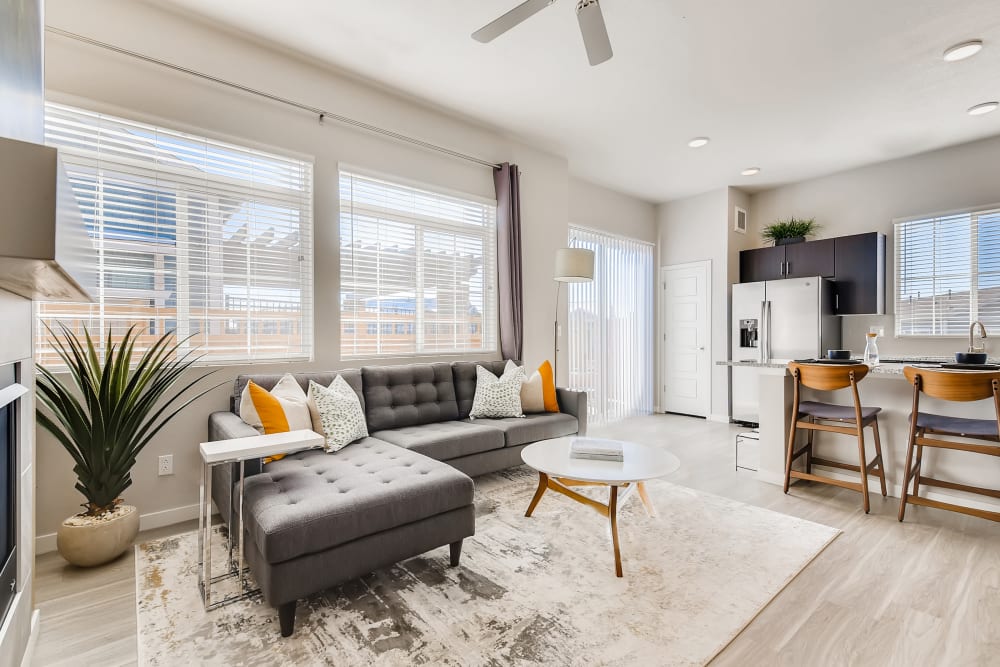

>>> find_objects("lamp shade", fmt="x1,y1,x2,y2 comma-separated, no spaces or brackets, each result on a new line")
554,248,595,282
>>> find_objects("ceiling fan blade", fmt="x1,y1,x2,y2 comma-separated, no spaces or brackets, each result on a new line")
576,0,613,65
472,0,555,43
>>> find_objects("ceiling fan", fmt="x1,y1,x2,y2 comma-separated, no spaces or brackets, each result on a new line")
472,0,613,66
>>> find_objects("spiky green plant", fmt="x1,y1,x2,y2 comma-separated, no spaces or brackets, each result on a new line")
36,324,217,516
761,217,819,244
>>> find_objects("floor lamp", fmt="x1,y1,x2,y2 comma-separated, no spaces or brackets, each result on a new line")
553,247,595,383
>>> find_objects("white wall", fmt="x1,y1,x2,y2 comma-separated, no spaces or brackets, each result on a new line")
569,176,657,244
37,0,654,544
657,188,729,418
750,134,1000,358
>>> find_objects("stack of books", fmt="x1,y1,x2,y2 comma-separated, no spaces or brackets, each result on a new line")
569,437,624,462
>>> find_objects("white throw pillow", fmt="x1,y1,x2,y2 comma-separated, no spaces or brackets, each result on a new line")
307,376,369,452
520,370,546,413
238,373,312,433
469,360,526,419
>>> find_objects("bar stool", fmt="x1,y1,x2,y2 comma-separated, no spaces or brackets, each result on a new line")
784,362,887,513
898,366,1000,523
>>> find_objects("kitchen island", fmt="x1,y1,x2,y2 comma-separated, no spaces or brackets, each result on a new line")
720,358,1000,515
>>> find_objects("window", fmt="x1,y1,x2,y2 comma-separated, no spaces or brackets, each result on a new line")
39,103,314,365
895,206,1000,336
567,227,654,425
339,169,497,358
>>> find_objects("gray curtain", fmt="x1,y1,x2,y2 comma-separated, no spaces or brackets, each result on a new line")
494,163,523,361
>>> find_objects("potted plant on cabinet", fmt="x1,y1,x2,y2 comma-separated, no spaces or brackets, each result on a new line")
36,324,216,567
761,217,819,246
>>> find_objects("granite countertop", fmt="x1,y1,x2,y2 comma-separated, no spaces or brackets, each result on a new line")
719,356,1000,376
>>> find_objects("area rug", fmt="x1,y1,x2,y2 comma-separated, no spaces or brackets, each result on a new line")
135,467,839,666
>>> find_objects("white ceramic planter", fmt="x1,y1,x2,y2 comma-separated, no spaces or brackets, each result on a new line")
56,504,139,567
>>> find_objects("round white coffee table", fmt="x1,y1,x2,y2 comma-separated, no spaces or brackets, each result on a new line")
521,437,680,577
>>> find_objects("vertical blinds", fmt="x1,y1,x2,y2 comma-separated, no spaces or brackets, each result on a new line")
896,207,1000,336
40,103,314,365
339,170,498,358
567,227,654,425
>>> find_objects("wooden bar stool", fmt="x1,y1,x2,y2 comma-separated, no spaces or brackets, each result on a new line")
898,366,1000,523
784,362,887,513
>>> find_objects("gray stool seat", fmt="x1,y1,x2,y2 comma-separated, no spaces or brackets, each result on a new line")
911,412,1000,438
798,401,881,422
243,438,474,564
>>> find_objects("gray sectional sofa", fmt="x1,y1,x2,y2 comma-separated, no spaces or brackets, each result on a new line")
208,360,586,636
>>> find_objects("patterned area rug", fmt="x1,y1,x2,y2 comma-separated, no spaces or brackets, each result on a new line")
135,467,839,666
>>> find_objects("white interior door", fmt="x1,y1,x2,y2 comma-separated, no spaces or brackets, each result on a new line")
661,261,711,417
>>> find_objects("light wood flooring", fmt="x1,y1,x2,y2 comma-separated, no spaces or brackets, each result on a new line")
32,414,1000,665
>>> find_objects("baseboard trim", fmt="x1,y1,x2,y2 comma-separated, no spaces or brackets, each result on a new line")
35,502,201,555
19,610,39,667
707,414,731,424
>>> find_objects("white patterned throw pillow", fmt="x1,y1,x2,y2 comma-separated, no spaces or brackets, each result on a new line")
307,376,369,452
469,360,526,419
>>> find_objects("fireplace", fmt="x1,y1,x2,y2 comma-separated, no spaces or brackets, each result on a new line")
0,363,24,624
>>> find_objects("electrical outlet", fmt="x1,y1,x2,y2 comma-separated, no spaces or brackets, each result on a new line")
158,454,173,476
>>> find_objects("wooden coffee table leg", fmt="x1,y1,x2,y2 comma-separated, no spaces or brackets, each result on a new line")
636,481,657,517
609,485,623,577
525,472,549,517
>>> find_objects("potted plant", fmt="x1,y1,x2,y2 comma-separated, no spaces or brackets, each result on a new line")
762,217,819,246
36,324,216,567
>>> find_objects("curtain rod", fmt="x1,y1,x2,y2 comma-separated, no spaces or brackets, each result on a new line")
45,26,503,171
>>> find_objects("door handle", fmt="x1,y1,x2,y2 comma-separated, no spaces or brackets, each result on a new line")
698,346,705,351
785,261,790,276
759,300,766,363
778,260,784,277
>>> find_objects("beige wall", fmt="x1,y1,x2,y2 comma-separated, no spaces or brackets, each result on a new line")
36,0,655,544
750,134,1000,359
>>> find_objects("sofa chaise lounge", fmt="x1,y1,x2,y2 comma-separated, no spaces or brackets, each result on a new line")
208,360,587,635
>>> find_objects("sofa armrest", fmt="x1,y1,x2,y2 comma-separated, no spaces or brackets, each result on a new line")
556,388,588,437
207,411,264,526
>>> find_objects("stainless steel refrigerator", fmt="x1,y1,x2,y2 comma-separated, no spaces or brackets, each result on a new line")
730,276,841,424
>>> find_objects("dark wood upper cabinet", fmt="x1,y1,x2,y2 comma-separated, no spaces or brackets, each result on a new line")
737,232,885,315
739,245,786,283
784,238,835,279
833,232,885,315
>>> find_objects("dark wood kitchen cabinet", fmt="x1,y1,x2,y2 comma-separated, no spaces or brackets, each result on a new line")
833,232,885,315
739,239,835,282
738,232,885,314
739,245,786,282
784,238,835,279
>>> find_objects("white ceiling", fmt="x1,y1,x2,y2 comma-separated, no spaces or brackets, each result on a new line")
156,0,1000,203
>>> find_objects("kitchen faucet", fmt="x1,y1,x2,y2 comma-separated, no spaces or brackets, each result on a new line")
969,321,988,353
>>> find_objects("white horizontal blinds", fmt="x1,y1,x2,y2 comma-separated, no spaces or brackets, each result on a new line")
339,170,497,358
567,227,654,425
896,206,1000,336
39,103,314,365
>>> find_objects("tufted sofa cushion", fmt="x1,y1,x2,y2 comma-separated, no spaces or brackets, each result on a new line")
372,421,505,461
452,360,516,419
467,412,579,447
242,438,474,564
362,363,459,432
231,370,364,414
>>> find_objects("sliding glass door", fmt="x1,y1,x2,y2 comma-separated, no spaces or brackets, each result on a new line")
567,227,654,425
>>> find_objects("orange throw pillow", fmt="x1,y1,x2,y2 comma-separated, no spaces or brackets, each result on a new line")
539,360,560,413
248,380,290,462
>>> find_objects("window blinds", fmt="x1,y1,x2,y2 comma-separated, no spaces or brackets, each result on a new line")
895,207,1000,336
40,103,314,365
567,227,654,425
339,170,498,358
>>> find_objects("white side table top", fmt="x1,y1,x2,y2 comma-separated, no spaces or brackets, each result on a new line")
521,437,680,485
199,429,324,464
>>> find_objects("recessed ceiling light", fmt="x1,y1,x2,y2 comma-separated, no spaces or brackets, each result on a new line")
968,101,999,116
741,167,761,176
688,137,710,148
943,40,983,62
